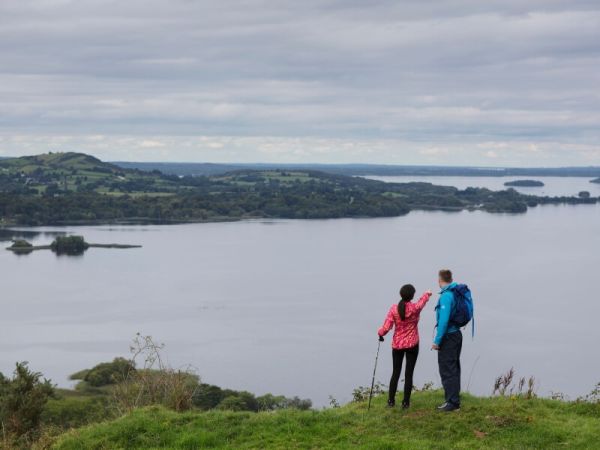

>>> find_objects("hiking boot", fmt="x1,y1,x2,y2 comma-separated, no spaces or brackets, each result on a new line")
387,399,395,408
401,401,410,409
438,402,460,412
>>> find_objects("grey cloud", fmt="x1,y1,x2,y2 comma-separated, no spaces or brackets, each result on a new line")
0,0,599,164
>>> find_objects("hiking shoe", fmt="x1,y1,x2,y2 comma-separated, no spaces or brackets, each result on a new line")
401,401,410,409
438,403,460,412
436,402,449,410
387,400,395,408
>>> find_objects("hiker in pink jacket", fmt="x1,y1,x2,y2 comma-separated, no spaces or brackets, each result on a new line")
378,284,432,408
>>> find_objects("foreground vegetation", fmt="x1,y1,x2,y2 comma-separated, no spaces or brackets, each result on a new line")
52,390,600,449
1,152,598,226
1,335,599,449
0,336,311,448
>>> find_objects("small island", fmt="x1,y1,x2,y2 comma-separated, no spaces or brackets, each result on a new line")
591,177,600,184
504,179,545,187
7,235,141,255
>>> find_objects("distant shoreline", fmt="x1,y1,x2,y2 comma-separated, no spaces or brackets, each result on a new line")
1,200,598,229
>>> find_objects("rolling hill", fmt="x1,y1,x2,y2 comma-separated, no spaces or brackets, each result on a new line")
51,391,600,449
0,152,180,195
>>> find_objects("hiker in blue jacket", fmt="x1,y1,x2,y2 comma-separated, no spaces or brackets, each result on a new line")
432,269,463,412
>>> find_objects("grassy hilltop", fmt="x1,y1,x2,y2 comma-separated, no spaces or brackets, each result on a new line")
0,152,180,195
52,391,600,450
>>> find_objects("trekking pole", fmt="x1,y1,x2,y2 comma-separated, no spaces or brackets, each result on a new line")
367,339,382,411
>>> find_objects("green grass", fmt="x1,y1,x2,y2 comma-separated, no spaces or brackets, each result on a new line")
51,391,600,449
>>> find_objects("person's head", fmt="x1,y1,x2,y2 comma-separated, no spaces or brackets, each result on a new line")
438,269,453,288
399,284,416,301
398,284,416,320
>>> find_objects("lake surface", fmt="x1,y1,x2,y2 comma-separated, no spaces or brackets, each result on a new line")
1,192,599,407
365,175,600,197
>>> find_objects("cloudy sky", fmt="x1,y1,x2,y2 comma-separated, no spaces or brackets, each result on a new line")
1,0,599,165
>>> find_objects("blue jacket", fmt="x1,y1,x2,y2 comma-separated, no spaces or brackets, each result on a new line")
434,282,460,345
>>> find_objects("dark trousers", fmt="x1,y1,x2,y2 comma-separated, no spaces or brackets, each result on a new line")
388,344,419,405
438,331,462,407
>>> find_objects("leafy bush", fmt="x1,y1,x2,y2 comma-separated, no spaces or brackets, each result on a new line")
70,357,134,387
0,362,55,441
352,382,386,403
192,384,311,412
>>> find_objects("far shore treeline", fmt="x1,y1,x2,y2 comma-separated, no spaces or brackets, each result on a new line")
0,152,599,226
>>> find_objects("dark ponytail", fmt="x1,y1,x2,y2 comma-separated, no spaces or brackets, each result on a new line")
398,284,416,321
398,299,407,321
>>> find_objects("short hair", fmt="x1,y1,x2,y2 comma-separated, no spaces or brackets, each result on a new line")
439,269,453,283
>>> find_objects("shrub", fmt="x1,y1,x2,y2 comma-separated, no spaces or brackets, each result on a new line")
0,362,55,442
70,357,135,387
352,382,386,403
111,334,199,413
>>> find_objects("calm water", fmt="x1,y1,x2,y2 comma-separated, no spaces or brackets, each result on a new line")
365,175,600,197
1,199,599,407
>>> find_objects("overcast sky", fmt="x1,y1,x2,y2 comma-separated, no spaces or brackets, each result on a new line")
1,0,599,165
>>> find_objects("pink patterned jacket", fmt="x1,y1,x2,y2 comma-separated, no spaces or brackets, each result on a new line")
378,292,432,350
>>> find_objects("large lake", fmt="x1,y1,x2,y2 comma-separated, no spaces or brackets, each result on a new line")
1,180,599,407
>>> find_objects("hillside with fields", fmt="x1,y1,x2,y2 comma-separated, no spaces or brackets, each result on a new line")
0,152,598,226
0,152,181,195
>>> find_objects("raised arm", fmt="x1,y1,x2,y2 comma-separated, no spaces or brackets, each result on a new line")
413,291,433,313
433,292,453,345
378,306,395,337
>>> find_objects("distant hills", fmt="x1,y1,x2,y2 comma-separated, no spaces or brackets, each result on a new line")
0,152,598,226
0,152,181,195
112,161,600,178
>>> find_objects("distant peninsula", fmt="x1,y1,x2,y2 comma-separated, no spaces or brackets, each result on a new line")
0,152,598,225
591,178,600,184
504,180,545,187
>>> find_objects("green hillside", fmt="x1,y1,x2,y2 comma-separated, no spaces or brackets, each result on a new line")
0,152,113,172
0,152,179,195
51,391,600,449
0,152,598,226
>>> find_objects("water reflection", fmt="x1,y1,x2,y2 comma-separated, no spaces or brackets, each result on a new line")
0,229,66,242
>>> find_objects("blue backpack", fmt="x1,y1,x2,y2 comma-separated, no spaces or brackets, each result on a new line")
448,284,475,337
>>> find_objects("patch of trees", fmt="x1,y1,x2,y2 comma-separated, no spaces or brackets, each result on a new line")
50,236,89,255
504,180,544,187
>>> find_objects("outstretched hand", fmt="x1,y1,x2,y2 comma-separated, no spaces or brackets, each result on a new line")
431,344,440,351
425,289,433,296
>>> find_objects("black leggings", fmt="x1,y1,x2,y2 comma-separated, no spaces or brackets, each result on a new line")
388,344,419,405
